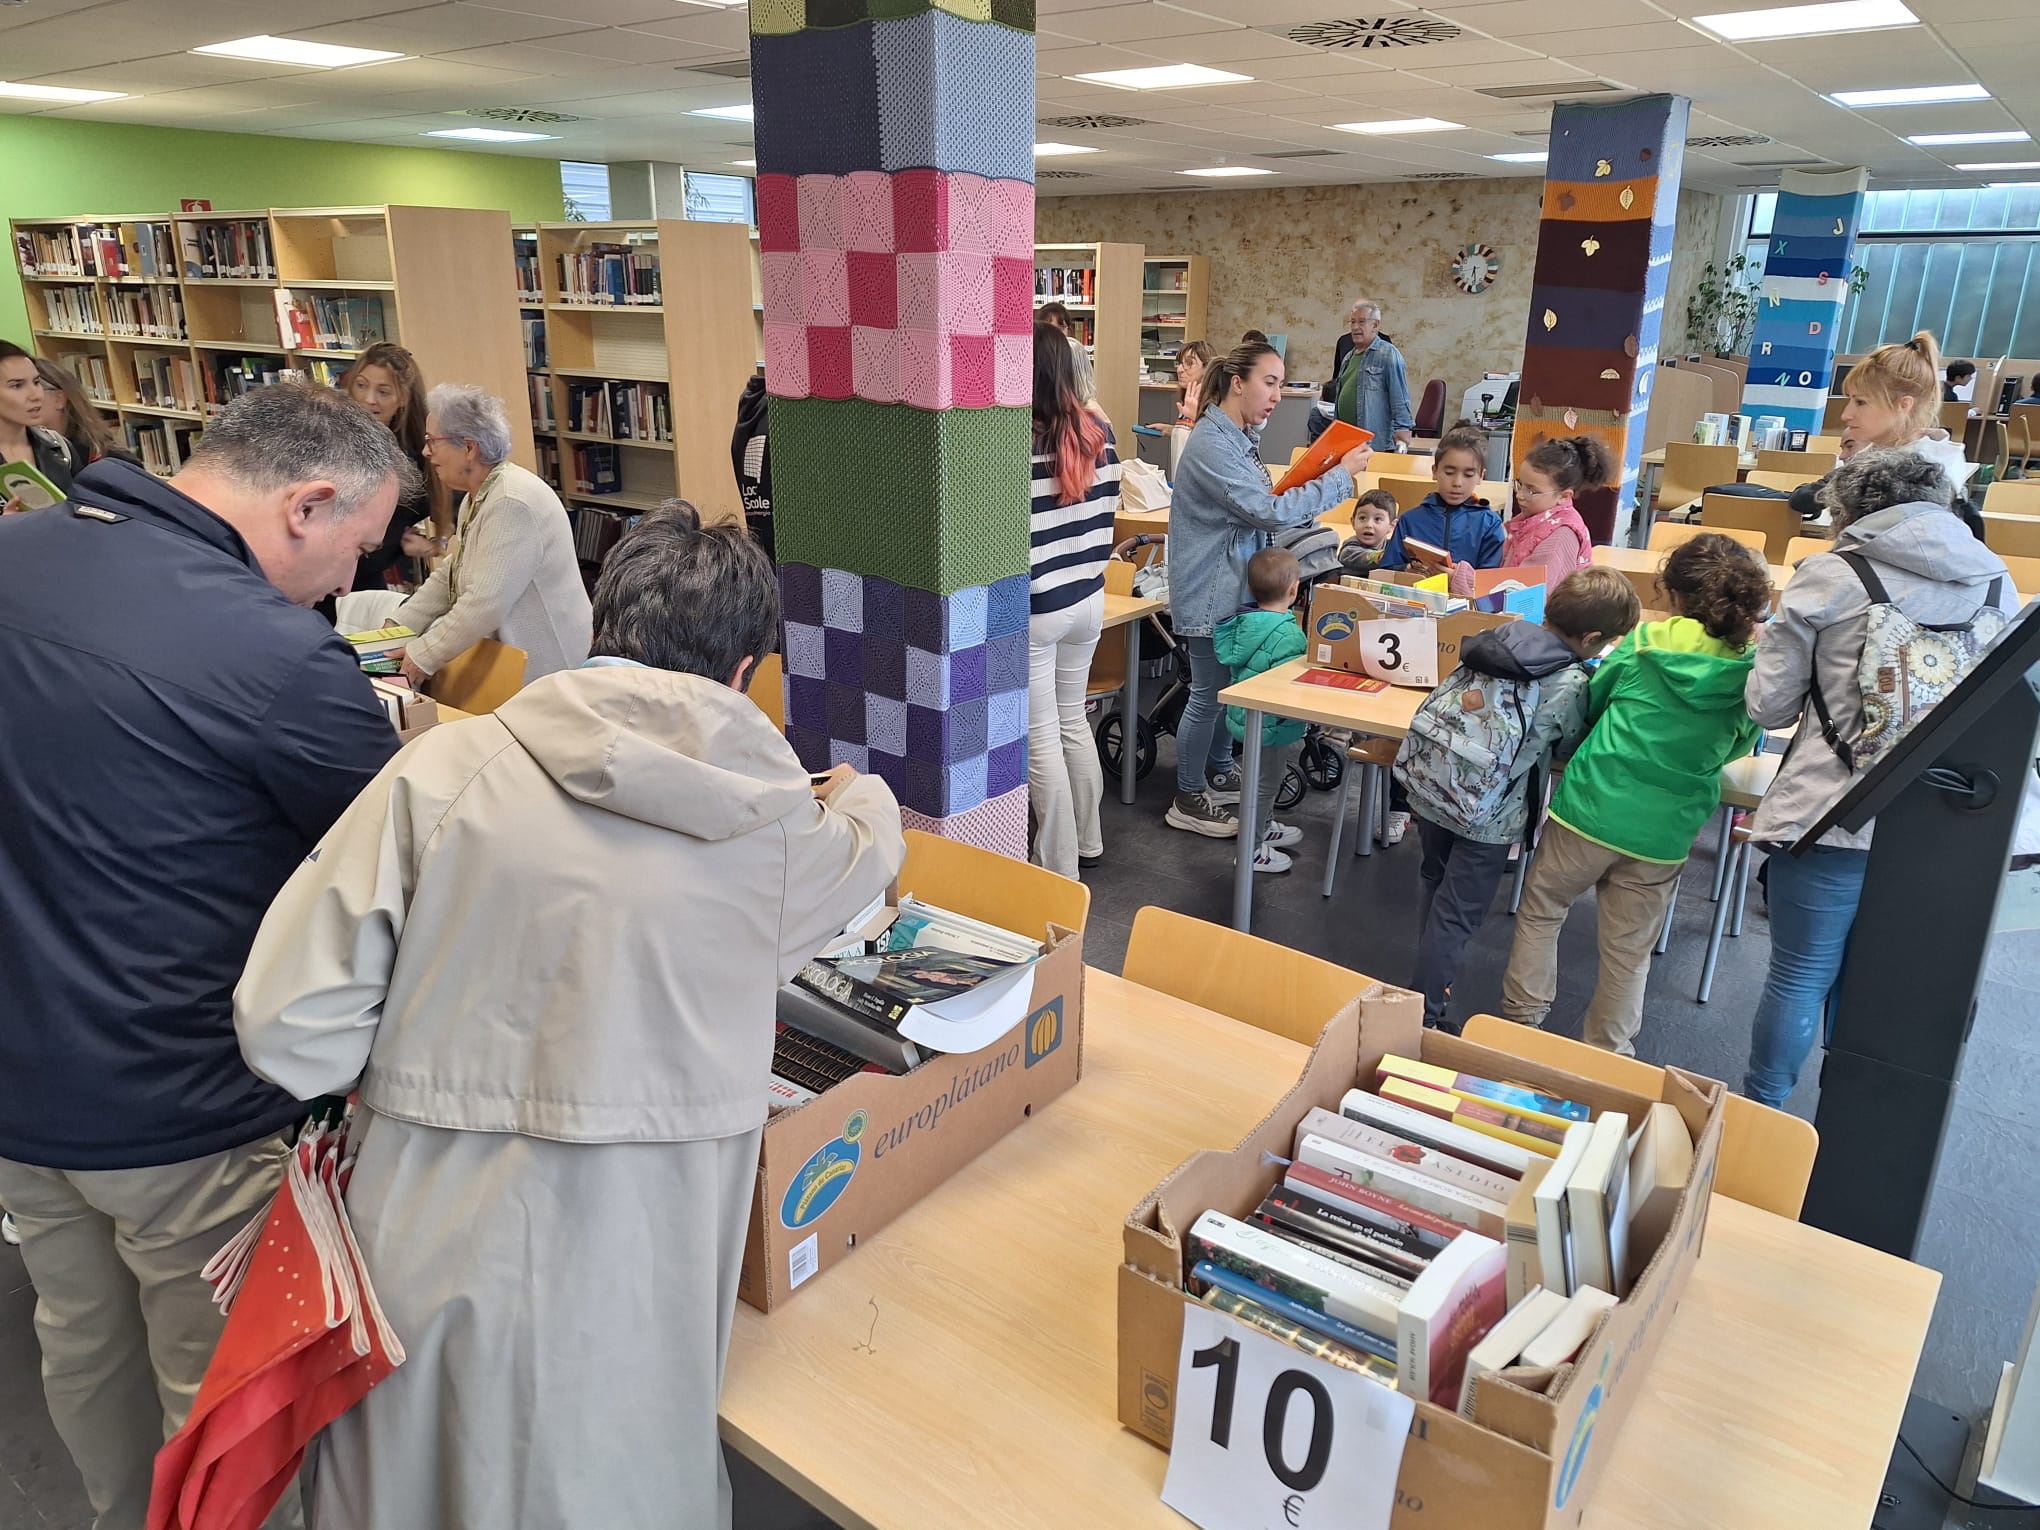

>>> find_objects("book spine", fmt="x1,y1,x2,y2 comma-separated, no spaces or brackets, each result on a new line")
1188,1214,1401,1339
1379,1078,1564,1155
1286,1162,1461,1248
1199,1282,1399,1386
1376,1056,1589,1125
1189,1260,1397,1364
1297,1134,1503,1234
1248,1206,1414,1291
1299,1107,1519,1202
1340,1087,1534,1177
1254,1194,1425,1281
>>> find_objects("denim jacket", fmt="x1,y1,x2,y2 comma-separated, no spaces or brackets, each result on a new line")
1168,405,1357,637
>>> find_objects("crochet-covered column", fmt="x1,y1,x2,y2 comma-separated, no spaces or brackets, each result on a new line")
1741,167,1870,434
752,0,1036,854
1511,94,1690,538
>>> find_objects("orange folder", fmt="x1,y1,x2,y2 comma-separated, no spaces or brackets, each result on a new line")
1273,420,1373,494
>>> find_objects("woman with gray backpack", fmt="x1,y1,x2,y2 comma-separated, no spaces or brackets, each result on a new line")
1743,448,2017,1107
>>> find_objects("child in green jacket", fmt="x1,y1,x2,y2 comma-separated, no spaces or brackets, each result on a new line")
1501,534,1771,1054
1216,546,1308,875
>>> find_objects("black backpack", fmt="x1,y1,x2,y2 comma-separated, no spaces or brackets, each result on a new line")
731,375,772,556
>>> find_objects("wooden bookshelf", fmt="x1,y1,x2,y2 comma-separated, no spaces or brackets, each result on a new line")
11,204,533,478
517,218,754,572
1034,240,1143,434
1141,254,1210,381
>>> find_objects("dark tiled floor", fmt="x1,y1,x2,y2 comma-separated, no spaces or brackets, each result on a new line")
3,745,2036,1530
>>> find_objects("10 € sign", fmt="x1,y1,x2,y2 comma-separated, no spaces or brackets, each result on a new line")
1161,1305,1414,1530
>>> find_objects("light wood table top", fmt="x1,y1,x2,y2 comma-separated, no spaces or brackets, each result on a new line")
1721,750,1783,810
1217,655,1424,737
1102,591,1165,629
1593,544,1791,588
720,969,1938,1530
1640,447,1758,469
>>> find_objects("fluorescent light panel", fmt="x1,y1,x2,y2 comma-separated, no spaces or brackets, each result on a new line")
1990,182,2040,189
1178,165,1274,177
1909,130,2030,146
688,103,753,120
1333,117,1465,135
1489,150,1548,163
1034,142,1099,156
191,35,406,68
1070,64,1251,90
1828,83,1988,107
1956,160,2040,170
733,158,757,167
1693,0,1916,42
425,127,556,142
0,80,126,102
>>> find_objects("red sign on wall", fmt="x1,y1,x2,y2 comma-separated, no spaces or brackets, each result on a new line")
179,199,212,212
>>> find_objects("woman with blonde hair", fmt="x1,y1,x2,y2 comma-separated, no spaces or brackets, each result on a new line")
1837,330,1968,489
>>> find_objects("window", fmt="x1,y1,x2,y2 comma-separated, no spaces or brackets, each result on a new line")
1839,187,2040,356
561,161,611,223
684,171,756,226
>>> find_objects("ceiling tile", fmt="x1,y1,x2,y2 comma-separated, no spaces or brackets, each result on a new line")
615,8,753,46
295,5,596,49
1038,4,1243,43
1429,0,1673,34
467,0,691,22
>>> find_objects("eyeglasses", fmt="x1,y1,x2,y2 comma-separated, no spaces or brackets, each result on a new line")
421,434,468,450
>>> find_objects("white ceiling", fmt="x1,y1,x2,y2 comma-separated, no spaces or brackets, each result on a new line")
0,0,2033,196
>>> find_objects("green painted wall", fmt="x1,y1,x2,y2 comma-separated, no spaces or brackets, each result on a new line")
1,116,564,343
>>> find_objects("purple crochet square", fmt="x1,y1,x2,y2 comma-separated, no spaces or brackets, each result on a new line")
786,673,828,734
902,586,944,651
782,620,826,681
778,562,824,627
946,753,988,813
823,627,865,689
862,574,906,637
825,680,867,745
906,701,948,764
986,573,1030,639
869,749,906,786
900,755,945,819
987,738,1027,798
787,724,831,774
864,633,907,701
950,643,987,704
948,695,989,762
820,567,864,631
985,631,1028,693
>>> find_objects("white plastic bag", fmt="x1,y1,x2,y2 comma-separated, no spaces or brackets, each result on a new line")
1121,457,1171,512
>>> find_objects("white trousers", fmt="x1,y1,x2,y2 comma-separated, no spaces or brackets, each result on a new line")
1027,591,1105,878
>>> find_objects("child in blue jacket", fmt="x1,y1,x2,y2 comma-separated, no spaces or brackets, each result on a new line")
1381,421,1505,575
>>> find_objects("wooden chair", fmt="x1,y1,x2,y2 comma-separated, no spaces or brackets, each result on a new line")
1984,512,2040,558
1360,451,1425,478
748,652,785,732
1744,470,1809,494
1123,906,1370,1047
2008,403,2040,476
1986,480,2040,518
1289,446,1310,466
1939,399,1976,441
1459,1015,1821,1219
1999,553,2040,599
1381,474,1435,512
1821,396,1848,432
1784,535,1833,567
1655,442,1740,512
900,829,1089,941
1646,521,1768,558
428,639,527,715
1808,433,1844,455
1754,448,1835,479
1700,492,1800,563
1087,559,1137,699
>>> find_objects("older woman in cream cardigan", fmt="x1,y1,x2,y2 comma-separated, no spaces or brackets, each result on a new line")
394,383,590,685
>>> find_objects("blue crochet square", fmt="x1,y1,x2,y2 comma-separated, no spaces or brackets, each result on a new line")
948,695,989,762
946,751,989,811
783,620,827,681
987,737,1026,798
985,572,1030,639
948,583,988,648
866,694,908,755
821,567,864,631
985,630,1027,693
872,11,1034,180
832,741,871,774
987,686,1026,748
905,646,949,709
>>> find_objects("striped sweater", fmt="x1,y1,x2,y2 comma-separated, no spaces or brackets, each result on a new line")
1029,427,1121,615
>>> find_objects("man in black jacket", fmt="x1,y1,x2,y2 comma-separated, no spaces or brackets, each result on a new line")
0,383,415,1529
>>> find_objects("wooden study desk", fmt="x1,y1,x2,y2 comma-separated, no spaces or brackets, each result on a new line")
1217,656,1423,930
719,969,1939,1530
1592,545,1791,608
1101,590,1166,805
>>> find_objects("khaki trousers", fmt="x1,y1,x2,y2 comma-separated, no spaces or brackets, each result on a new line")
0,1136,302,1530
1501,819,1685,1055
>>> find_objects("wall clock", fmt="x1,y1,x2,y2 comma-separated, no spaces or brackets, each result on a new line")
1451,242,1502,294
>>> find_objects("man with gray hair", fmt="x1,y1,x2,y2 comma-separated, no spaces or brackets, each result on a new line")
1326,298,1414,448
0,381,415,1529
236,499,903,1529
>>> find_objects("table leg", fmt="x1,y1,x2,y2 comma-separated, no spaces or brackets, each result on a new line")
1232,708,1264,932
1120,617,1140,807
1632,462,1661,548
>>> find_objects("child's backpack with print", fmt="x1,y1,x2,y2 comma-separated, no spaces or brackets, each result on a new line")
1812,551,2006,771
1394,664,1540,828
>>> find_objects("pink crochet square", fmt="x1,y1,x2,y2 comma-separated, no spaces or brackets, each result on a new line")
807,326,853,400
896,253,941,328
759,251,801,320
841,171,895,254
949,333,995,409
993,331,1031,407
985,181,1035,260
846,250,897,330
756,175,799,254
991,256,1034,336
898,325,951,412
763,322,808,399
892,169,948,254
851,325,902,406
944,173,994,256
796,175,843,254
797,248,850,328
937,252,994,335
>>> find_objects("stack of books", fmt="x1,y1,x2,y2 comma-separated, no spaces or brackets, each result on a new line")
556,243,661,306
105,286,186,340
131,350,200,412
1184,1054,1692,1416
344,626,413,677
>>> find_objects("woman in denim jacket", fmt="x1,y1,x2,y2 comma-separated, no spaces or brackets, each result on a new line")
1165,341,1371,839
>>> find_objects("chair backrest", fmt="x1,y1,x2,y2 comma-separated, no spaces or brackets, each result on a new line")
1999,553,2040,598
1414,377,1447,435
1784,535,1833,567
428,639,527,715
1984,511,2040,558
1821,396,1848,432
1658,442,1741,508
2010,403,2040,460
1123,907,1371,1047
900,829,1090,941
1290,446,1310,466
1743,470,1807,494
1363,451,1426,479
1459,1016,1820,1218
1647,518,1768,558
1087,561,1137,695
749,651,785,731
1572,482,1618,547
1700,492,1800,562
1939,399,1974,437
1986,480,2040,518
1808,433,1844,454
1754,448,1835,478
1382,474,1435,512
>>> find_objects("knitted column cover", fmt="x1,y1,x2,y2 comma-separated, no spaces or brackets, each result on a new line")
752,0,1035,854
1740,167,1871,433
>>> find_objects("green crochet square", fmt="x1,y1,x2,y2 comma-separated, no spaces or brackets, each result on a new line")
988,0,1034,29
750,0,806,34
773,398,1031,595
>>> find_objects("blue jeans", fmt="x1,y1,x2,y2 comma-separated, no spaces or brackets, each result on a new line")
1175,634,1239,796
1743,845,1870,1108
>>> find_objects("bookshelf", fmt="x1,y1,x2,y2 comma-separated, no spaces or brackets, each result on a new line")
517,218,755,576
1140,254,1210,382
11,204,532,479
1033,240,1143,434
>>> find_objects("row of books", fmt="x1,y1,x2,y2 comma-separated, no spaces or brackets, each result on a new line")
57,354,114,403
1339,576,1472,619
106,286,187,341
16,226,123,279
279,292,387,352
568,441,620,496
1034,266,1095,303
529,374,556,432
126,222,180,280
181,219,277,281
1184,1054,1692,1416
131,351,201,414
536,439,560,488
514,244,543,300
125,419,200,476
300,357,349,388
38,285,102,334
568,505,634,565
521,315,547,371
564,379,672,443
202,354,289,410
557,243,661,306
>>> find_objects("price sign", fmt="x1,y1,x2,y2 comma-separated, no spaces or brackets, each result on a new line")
1161,1304,1414,1530
1354,619,1437,689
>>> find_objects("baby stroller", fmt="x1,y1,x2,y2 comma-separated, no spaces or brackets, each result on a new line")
1094,533,1185,782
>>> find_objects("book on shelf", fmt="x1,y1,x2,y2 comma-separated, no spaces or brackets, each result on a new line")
106,286,186,340
568,506,633,565
301,357,348,389
1533,1122,1594,1295
1033,265,1095,303
513,240,542,300
132,352,200,413
1295,1104,1519,1204
1397,1229,1506,1408
569,442,620,496
1517,1286,1617,1369
1565,1111,1632,1298
1457,1285,1570,1415
1187,1210,1404,1343
79,225,126,279
557,243,661,306
1375,1055,1592,1127
529,374,557,433
536,439,560,488
17,227,91,278
130,222,177,280
1626,1101,1693,1271
186,219,276,281
521,315,547,371
56,354,114,404
287,292,386,351
123,419,200,476
201,354,287,410
1295,1131,1507,1238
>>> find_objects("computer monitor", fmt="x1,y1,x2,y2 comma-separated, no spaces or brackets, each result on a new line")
2000,377,2025,415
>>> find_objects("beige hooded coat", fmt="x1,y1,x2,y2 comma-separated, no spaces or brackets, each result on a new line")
234,663,904,1530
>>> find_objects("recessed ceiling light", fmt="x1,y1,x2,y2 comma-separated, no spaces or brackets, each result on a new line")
1332,117,1466,135
191,35,407,68
1035,142,1100,157
0,80,127,103
732,158,756,168
1828,83,1989,107
688,103,753,120
1989,182,2040,189
1070,64,1252,90
1909,130,2030,146
1177,165,1275,177
1488,151,1548,163
1955,160,2040,171
1692,0,1917,42
425,127,558,142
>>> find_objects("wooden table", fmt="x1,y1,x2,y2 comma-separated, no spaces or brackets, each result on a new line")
719,969,1940,1530
1101,591,1166,805
1593,544,1791,602
1217,656,1423,930
1634,447,1759,547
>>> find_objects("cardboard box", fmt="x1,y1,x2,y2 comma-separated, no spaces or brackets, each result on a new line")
1386,566,1549,625
1305,581,1518,683
1118,989,1724,1530
370,679,441,742
739,834,1087,1311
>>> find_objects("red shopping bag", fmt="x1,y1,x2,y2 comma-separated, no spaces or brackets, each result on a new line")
148,1118,403,1530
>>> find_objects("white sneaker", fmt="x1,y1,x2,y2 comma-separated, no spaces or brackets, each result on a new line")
1248,843,1293,874
1262,820,1303,850
1384,810,1411,846
2,1213,18,1246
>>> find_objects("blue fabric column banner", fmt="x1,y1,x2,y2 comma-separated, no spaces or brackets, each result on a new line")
1742,167,1870,432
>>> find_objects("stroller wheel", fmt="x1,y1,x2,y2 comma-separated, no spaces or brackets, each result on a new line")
1096,712,1157,780
1275,763,1307,812
1299,733,1345,792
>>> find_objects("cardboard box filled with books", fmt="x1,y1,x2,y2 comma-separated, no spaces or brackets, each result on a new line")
739,830,1087,1312
1118,985,1724,1530
1305,569,1545,684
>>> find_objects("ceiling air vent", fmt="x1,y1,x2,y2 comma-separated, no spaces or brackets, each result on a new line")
1039,113,1148,130
1410,171,1475,180
456,107,584,124
687,58,752,78
1259,148,1343,158
1037,169,1095,179
1688,134,1772,148
1478,80,1622,99
1264,16,1463,48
